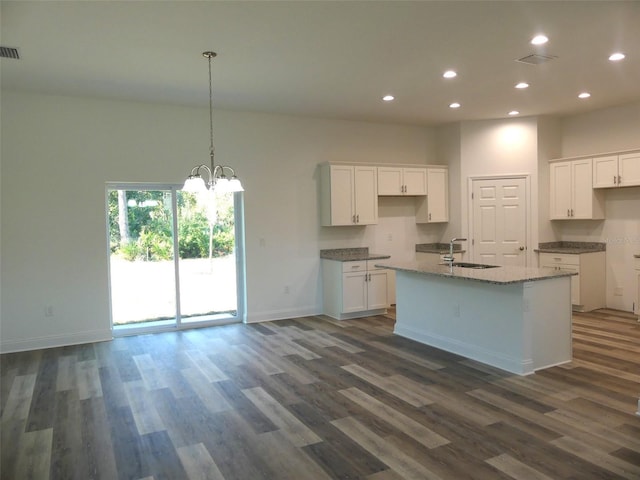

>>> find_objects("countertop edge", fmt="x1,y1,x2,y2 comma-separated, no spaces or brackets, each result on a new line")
377,262,577,285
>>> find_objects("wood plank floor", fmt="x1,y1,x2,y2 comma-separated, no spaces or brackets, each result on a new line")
1,308,639,479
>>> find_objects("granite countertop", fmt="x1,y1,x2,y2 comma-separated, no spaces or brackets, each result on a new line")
320,248,390,262
377,261,576,285
415,243,466,254
535,241,606,254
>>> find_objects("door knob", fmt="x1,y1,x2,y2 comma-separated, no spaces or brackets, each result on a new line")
519,246,525,251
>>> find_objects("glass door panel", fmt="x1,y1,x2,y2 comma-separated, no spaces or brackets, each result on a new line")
108,189,177,329
177,190,238,323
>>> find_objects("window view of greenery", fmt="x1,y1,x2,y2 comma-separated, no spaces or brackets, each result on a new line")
108,189,237,326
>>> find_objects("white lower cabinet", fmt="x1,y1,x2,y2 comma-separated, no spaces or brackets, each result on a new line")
322,259,389,319
635,258,640,316
539,252,605,312
415,252,462,264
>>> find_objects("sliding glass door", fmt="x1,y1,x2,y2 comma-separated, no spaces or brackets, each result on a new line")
106,184,244,333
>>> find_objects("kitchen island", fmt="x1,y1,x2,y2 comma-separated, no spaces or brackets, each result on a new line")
379,261,576,375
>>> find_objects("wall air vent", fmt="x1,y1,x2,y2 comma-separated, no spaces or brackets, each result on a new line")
516,54,557,65
0,46,20,59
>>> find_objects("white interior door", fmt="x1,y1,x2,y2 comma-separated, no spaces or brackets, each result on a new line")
471,177,527,266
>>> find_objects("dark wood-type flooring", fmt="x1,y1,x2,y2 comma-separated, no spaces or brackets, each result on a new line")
1,308,639,479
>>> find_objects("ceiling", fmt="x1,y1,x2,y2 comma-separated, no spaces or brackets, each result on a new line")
2,1,639,127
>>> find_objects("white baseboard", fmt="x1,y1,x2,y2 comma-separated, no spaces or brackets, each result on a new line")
0,329,112,354
246,306,321,324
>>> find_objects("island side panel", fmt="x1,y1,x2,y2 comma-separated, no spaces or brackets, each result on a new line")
525,277,572,371
394,271,532,375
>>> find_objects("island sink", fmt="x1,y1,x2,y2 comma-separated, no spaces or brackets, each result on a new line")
440,262,500,269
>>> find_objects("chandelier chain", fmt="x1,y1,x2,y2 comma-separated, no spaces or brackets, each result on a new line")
208,53,215,166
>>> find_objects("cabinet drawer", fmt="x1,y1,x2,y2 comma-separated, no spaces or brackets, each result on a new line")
342,261,367,273
539,253,580,266
367,260,387,271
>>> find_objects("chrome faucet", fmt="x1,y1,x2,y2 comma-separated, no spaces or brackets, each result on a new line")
443,237,467,265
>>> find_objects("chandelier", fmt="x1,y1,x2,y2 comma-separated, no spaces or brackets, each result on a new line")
183,51,244,193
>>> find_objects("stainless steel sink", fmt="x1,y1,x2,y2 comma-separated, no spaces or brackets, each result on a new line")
441,262,500,269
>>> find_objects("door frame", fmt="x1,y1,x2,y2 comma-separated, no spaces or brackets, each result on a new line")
467,174,532,267
104,182,247,336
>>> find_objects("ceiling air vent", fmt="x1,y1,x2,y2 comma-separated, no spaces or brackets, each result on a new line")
516,54,557,65
0,46,20,59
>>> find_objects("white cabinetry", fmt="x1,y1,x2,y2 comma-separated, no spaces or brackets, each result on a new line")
322,260,389,319
593,152,640,188
415,252,462,264
539,252,605,312
416,167,449,223
320,164,378,226
549,159,604,220
634,257,640,316
377,167,427,196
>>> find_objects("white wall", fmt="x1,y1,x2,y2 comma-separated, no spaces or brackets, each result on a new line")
555,101,640,311
0,90,439,352
458,117,540,265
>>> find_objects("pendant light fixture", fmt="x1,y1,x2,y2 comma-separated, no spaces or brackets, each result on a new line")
183,51,244,193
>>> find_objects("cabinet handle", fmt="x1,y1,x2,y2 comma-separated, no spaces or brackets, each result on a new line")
428,213,432,221
567,209,570,217
614,175,617,185
352,214,356,224
618,175,622,184
356,214,360,223
570,209,574,217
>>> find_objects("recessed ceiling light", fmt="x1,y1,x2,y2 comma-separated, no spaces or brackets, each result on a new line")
382,95,395,102
508,111,520,116
449,102,461,109
609,52,625,61
443,70,457,79
515,82,529,89
531,34,548,45
578,92,591,99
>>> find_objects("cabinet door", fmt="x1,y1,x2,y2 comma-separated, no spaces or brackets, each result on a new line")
354,166,378,224
403,168,427,195
636,270,640,315
560,265,580,305
367,270,389,310
571,159,594,219
342,272,368,313
550,161,572,219
328,165,355,225
425,167,448,222
619,152,640,187
592,156,618,188
377,167,403,195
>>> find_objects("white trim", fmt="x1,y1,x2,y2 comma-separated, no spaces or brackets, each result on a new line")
246,306,321,324
1,329,112,354
467,174,532,267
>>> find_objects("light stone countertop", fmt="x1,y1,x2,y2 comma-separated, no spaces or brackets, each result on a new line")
378,261,576,285
320,248,390,262
536,241,606,254
415,243,466,254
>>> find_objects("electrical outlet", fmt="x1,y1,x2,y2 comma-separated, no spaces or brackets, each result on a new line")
614,287,623,296
45,305,54,317
284,285,290,294
387,233,393,241
259,238,266,247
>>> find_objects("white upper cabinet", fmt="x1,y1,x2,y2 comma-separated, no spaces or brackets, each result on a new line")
377,167,427,196
320,164,378,226
550,159,604,220
593,152,640,188
416,166,449,223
